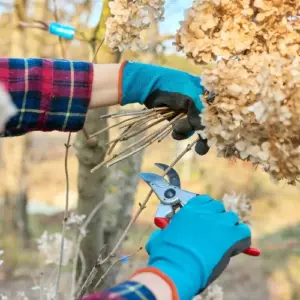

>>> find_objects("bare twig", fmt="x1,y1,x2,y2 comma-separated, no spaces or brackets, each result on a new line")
91,113,184,172
90,114,143,138
92,129,155,172
107,114,160,145
158,127,173,142
39,272,44,300
92,39,105,63
106,113,184,166
78,137,199,297
117,109,170,130
93,247,143,290
108,111,181,146
53,0,66,58
100,107,168,119
71,201,106,297
19,20,48,30
82,201,106,231
76,250,87,291
76,246,107,297
118,114,154,130
107,120,181,167
55,133,71,299
107,124,134,155
108,137,198,252
53,2,69,297
91,154,117,173
99,109,173,154
120,111,175,140
82,128,90,140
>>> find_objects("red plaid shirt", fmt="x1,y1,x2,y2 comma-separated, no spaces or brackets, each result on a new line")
0,58,156,300
0,58,92,136
79,281,156,300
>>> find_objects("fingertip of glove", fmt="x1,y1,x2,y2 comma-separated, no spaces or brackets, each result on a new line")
237,223,252,238
118,60,128,105
145,230,162,254
195,138,210,155
186,194,213,208
172,130,189,140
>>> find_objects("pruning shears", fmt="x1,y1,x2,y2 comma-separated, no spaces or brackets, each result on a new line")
139,163,261,257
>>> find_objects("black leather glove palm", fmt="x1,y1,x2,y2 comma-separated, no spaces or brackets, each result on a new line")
144,90,209,155
119,61,210,155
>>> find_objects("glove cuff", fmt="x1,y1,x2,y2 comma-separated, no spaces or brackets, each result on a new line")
131,266,179,300
118,60,152,106
118,60,128,105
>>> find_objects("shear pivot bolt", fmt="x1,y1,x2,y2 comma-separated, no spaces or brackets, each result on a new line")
164,188,176,199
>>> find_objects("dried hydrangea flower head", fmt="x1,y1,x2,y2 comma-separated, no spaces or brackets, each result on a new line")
222,192,252,224
37,231,74,266
175,0,300,183
199,53,300,183
106,0,165,51
175,0,300,63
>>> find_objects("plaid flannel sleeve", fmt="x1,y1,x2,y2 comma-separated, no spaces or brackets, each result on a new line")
0,58,93,137
79,281,156,300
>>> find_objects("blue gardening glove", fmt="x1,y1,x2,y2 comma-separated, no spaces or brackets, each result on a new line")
145,195,252,300
119,60,210,155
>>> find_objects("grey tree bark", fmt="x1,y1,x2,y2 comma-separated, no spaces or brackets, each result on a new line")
74,0,122,291
75,1,165,292
98,9,161,289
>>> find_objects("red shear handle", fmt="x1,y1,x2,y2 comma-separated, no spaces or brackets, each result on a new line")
154,217,261,257
154,217,170,229
243,247,261,256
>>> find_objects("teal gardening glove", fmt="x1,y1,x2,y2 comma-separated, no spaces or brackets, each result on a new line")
118,61,210,155
145,195,251,300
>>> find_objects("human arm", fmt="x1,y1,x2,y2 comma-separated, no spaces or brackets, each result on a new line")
0,58,113,137
79,196,252,300
1,59,209,155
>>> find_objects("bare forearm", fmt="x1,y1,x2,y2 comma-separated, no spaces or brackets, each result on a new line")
1,59,122,136
90,63,121,109
131,272,173,300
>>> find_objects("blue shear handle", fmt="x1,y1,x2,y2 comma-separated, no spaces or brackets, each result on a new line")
49,22,75,40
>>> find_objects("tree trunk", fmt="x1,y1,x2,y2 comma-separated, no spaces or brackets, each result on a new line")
97,121,144,289
75,1,165,291
98,9,161,289
75,0,122,291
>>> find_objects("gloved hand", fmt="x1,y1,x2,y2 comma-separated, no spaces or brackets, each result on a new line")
144,195,251,300
118,60,209,155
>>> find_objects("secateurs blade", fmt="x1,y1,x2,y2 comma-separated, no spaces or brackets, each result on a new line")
139,163,261,257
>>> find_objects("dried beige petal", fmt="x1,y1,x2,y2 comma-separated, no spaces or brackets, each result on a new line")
200,53,300,183
105,0,165,51
175,0,299,63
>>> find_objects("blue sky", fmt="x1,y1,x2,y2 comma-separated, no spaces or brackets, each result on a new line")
159,0,193,53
